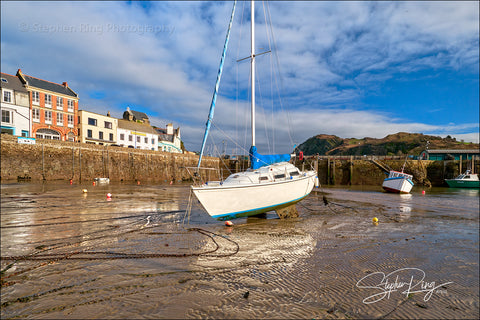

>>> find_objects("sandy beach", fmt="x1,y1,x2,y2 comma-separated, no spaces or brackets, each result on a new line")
1,182,478,319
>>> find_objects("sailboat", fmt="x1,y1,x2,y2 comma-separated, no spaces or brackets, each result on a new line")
191,0,317,221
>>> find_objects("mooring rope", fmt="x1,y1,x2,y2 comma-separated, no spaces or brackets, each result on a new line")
0,211,184,229
1,228,239,262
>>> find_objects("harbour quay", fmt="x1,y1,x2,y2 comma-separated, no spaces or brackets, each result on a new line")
2,134,478,187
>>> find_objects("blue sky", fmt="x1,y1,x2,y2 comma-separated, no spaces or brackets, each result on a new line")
1,1,478,154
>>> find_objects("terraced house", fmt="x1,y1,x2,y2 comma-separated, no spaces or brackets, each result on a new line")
155,123,182,153
78,110,118,146
117,107,158,150
16,69,79,141
1,72,30,137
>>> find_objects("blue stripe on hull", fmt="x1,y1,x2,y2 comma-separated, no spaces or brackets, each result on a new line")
211,194,309,221
384,177,414,186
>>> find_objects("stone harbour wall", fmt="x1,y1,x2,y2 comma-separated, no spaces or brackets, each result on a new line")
2,134,477,187
295,156,480,187
0,134,220,183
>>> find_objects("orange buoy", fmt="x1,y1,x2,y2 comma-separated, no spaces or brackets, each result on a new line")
225,221,233,226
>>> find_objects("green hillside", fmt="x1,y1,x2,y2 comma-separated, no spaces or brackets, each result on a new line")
297,132,479,156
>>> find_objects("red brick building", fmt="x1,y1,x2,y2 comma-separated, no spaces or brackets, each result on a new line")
16,69,79,141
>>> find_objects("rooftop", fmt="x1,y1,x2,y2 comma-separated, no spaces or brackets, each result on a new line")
425,149,480,154
1,72,28,93
117,119,157,134
17,69,78,98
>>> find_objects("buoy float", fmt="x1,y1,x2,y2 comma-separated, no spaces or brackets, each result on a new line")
69,179,73,185
225,221,233,226
137,181,140,185
422,190,426,195
82,189,88,193
92,181,96,186
106,193,112,198
372,217,378,223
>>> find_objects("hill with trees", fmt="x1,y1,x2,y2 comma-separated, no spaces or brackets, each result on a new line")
297,132,478,156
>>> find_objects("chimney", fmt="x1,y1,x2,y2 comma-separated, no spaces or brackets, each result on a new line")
167,123,173,135
63,82,68,87
107,111,111,117
16,69,22,76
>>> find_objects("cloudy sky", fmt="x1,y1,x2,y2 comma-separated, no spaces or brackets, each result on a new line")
1,1,478,154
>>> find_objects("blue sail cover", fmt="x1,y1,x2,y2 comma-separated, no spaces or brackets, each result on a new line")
249,146,291,169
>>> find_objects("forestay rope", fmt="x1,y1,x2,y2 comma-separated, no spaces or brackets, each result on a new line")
196,0,237,171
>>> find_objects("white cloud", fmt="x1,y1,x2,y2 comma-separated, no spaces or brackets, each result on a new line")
1,1,478,154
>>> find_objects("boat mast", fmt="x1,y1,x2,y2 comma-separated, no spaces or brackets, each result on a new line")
251,0,256,147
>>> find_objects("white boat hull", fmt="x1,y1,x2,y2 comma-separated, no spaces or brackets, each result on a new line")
382,177,413,193
94,177,110,184
192,171,316,220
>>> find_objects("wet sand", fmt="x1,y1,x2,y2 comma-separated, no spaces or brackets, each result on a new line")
1,182,478,319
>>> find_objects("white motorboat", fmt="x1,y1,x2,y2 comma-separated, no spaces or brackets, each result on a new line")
94,177,110,184
382,170,414,193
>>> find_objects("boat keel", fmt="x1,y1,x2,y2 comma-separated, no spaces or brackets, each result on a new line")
275,204,299,219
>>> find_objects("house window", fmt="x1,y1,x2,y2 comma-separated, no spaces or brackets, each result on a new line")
36,128,60,140
32,91,40,105
137,136,140,143
45,110,52,124
128,135,133,142
56,112,63,125
104,121,112,129
120,133,125,140
1,109,12,124
67,114,74,128
56,97,63,110
67,99,74,112
88,118,97,126
2,89,12,103
32,108,40,122
99,131,104,140
45,94,52,107
87,129,93,138
144,137,148,143
151,139,155,145
21,130,29,137
109,133,114,141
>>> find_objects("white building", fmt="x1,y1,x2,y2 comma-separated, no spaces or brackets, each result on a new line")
1,73,30,137
155,123,182,153
117,119,158,150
